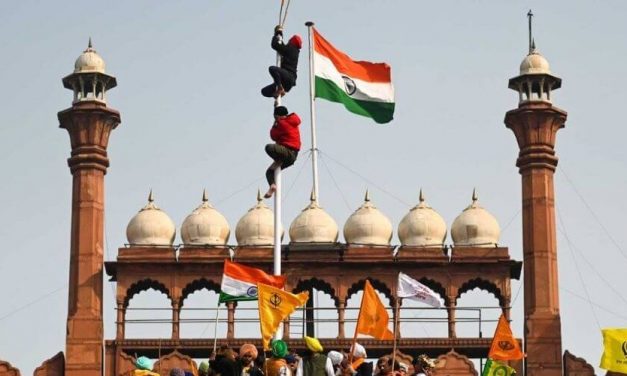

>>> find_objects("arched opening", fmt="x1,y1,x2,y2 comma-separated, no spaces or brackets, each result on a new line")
344,279,394,339
399,277,448,338
180,279,223,339
234,300,261,339
455,278,504,339
293,278,339,338
125,289,172,339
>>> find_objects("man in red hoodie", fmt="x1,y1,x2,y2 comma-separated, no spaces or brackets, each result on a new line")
261,25,302,100
264,106,301,199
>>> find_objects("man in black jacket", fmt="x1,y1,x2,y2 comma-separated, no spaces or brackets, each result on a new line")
261,25,302,99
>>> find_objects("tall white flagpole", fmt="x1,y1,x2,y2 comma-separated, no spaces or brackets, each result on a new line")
273,168,282,339
305,21,320,201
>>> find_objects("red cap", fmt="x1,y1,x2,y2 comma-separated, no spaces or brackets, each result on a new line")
288,35,302,49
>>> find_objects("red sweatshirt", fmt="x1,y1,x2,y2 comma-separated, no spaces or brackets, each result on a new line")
270,113,301,151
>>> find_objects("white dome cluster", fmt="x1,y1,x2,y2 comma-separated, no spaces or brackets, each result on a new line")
124,188,500,248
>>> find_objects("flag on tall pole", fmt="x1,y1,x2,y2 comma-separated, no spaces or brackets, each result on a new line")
219,260,286,303
354,280,394,340
258,283,309,349
397,272,443,308
599,328,627,374
312,27,395,124
488,314,524,360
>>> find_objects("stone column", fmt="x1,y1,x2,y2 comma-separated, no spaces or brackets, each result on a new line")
172,302,180,340
116,302,125,339
446,300,457,338
59,101,120,376
505,101,567,376
337,300,346,339
227,301,236,339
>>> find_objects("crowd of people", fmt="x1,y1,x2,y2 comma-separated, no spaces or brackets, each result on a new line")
131,338,437,376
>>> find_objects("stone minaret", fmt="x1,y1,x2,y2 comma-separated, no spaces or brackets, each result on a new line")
58,39,121,376
504,33,567,376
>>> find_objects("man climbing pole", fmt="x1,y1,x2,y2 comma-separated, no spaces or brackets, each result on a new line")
261,25,302,100
264,105,301,199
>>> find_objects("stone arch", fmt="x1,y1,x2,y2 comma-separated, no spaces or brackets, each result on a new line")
293,277,339,307
180,278,221,307
456,277,504,306
346,278,394,305
432,350,478,376
124,278,172,308
154,350,198,376
415,276,448,306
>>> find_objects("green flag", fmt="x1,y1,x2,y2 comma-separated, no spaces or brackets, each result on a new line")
482,359,516,376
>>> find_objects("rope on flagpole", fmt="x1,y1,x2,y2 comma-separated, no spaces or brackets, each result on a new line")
212,302,221,354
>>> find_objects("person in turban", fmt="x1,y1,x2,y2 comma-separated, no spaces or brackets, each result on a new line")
348,343,372,376
296,337,334,376
198,361,211,376
237,344,263,376
265,339,291,376
327,351,344,376
212,346,238,376
132,356,160,376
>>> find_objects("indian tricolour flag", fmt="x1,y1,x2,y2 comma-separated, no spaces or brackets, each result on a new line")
313,28,395,124
219,259,286,303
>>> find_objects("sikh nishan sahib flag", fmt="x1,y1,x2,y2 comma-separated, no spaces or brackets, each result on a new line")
599,328,627,374
258,283,309,349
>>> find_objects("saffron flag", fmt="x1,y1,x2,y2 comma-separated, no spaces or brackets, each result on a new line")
313,28,395,124
488,314,524,360
481,359,516,376
397,272,443,308
599,328,627,374
355,280,394,340
258,283,309,349
219,260,286,303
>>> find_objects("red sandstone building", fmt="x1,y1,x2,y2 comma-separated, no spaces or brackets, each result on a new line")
0,29,604,376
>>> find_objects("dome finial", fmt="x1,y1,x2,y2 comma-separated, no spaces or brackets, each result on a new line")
202,189,208,202
148,189,154,203
88,37,93,49
310,189,317,203
257,188,263,203
527,9,534,54
472,188,478,202
364,189,371,202
419,188,425,203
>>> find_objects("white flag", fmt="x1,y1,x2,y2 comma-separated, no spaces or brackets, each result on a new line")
397,272,443,308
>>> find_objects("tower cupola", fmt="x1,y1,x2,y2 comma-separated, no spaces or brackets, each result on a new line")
508,11,561,104
62,38,117,104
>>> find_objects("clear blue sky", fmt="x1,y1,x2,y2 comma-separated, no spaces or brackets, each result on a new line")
1,1,626,374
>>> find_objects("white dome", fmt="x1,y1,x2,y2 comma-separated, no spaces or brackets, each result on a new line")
126,191,176,246
74,39,106,74
519,49,550,75
451,189,500,247
398,190,447,247
289,192,339,243
343,190,393,246
181,190,230,246
235,190,282,246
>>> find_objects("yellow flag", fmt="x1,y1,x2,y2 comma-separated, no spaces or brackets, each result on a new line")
600,328,627,373
258,283,309,349
355,280,394,340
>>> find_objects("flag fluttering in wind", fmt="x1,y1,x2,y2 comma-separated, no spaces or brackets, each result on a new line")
488,314,524,360
396,272,443,308
599,328,627,374
312,28,394,124
481,359,516,376
355,280,394,340
219,260,286,303
258,283,309,349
